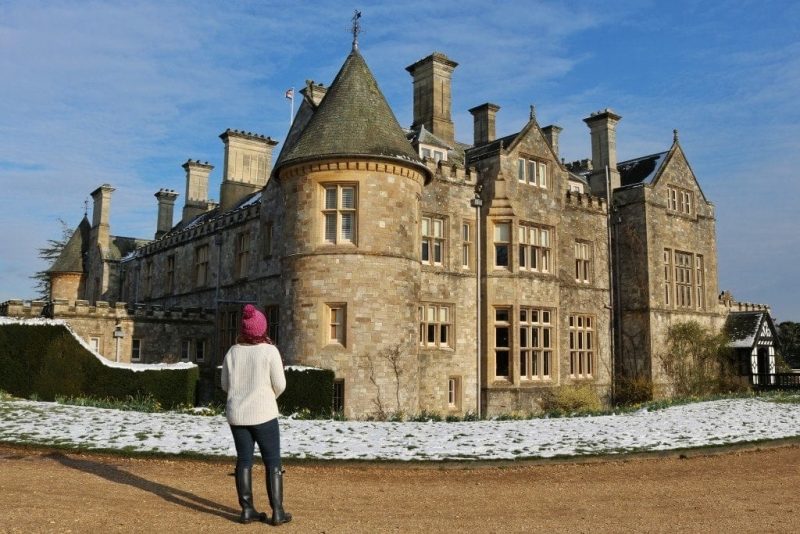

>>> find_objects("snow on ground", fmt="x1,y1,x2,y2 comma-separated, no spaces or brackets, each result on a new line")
1,398,799,461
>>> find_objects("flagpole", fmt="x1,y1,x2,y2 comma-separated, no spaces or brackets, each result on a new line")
289,87,294,126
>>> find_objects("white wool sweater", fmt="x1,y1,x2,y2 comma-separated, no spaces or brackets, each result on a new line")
221,343,286,426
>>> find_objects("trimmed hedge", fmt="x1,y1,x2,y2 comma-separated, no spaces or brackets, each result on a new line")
214,365,335,416
0,324,198,408
279,367,335,416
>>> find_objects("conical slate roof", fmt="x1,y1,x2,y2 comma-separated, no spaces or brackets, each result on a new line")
49,216,90,273
275,49,428,178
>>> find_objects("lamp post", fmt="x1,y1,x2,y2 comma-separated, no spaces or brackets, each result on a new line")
470,184,483,418
113,324,124,363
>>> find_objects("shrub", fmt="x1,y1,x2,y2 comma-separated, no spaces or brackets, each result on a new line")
658,321,735,398
540,384,602,414
277,367,335,417
56,393,164,412
0,324,198,408
215,364,335,417
614,375,654,406
408,410,443,422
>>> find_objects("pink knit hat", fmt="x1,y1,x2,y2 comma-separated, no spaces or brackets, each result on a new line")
241,304,267,339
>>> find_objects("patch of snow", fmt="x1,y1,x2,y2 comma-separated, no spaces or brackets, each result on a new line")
0,398,798,461
730,335,756,348
285,365,322,372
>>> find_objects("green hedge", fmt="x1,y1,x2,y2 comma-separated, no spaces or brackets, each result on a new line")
0,324,198,408
215,365,335,416
279,367,335,416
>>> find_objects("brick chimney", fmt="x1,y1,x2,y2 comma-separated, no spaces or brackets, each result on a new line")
583,109,622,197
406,52,458,145
154,189,179,239
542,125,563,159
182,159,214,223
90,184,114,252
468,103,500,145
218,129,279,212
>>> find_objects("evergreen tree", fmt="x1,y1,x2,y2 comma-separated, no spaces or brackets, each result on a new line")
31,219,73,300
777,321,800,369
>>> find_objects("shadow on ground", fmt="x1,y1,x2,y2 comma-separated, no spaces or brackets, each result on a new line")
47,452,239,523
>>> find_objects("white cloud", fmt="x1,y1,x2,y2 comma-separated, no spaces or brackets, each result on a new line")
0,0,797,320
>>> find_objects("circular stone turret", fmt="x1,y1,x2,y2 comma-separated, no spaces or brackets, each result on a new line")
274,49,431,418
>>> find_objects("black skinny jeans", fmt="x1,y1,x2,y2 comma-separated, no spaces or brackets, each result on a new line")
230,417,281,470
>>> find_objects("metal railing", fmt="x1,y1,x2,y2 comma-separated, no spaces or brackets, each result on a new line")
751,373,800,389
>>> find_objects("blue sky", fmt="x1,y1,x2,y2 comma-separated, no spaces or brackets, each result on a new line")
1,0,798,320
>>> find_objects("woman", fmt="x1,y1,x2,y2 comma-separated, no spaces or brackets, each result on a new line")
221,304,292,525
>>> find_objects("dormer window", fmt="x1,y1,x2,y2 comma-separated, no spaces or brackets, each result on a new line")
419,144,447,162
518,157,548,188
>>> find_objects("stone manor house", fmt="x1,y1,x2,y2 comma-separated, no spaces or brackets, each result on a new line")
2,42,777,417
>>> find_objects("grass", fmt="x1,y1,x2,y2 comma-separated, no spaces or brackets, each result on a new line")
762,391,800,404
53,393,224,416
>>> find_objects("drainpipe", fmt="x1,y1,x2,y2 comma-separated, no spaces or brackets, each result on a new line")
471,183,484,418
213,234,223,369
605,165,616,402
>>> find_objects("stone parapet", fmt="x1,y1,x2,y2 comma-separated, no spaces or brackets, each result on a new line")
426,159,477,184
0,300,48,317
142,201,261,257
565,190,607,213
2,299,214,321
718,291,771,313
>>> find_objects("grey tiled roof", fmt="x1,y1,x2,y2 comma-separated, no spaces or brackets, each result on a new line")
617,151,668,187
108,236,150,261
155,190,264,244
411,125,452,150
49,216,90,273
405,126,467,167
568,172,590,186
465,132,519,164
275,50,426,175
725,311,768,349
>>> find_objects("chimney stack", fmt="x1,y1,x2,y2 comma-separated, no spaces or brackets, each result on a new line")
406,52,458,145
218,129,279,212
90,184,114,252
182,159,214,223
542,125,563,159
468,103,500,145
154,189,179,239
301,80,327,107
583,109,622,197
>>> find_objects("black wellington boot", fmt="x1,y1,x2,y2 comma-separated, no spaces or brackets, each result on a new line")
266,466,293,525
235,466,267,524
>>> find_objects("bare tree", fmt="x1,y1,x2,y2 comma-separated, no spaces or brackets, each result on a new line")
381,344,404,412
364,352,386,420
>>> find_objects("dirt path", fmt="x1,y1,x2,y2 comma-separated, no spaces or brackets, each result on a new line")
1,443,798,533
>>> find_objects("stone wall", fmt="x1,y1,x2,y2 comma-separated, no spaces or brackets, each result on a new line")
468,121,613,415
614,145,728,393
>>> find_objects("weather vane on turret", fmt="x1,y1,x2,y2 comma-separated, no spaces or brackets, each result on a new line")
83,197,89,217
351,10,362,50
